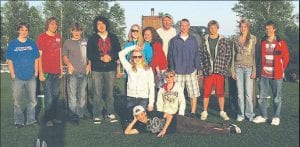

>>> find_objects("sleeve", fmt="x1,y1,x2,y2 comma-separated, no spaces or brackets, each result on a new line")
167,38,175,70
177,86,186,116
143,42,153,64
231,40,236,74
225,38,232,68
62,40,69,57
111,35,121,61
281,40,290,70
251,36,257,74
36,35,44,51
5,41,14,60
32,41,40,59
118,45,136,72
148,69,155,107
156,88,164,112
194,39,201,70
87,36,100,61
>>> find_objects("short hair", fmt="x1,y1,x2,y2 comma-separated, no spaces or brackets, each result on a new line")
71,22,83,31
17,22,29,31
180,18,190,25
93,16,110,33
207,20,219,29
264,20,277,29
45,17,59,31
164,69,175,77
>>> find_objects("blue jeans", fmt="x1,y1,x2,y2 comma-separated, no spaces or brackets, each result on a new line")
235,67,255,120
91,71,115,119
258,77,283,118
11,76,37,125
67,73,87,118
43,73,61,121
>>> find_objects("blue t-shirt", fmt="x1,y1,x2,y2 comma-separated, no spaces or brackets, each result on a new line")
6,38,40,80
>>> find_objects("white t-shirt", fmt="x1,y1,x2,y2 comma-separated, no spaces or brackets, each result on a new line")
157,27,177,58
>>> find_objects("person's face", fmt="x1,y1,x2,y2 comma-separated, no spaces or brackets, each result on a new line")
162,17,172,30
180,21,190,34
130,26,139,40
265,25,276,38
165,74,175,83
239,23,248,35
143,30,152,42
47,21,58,33
71,30,82,40
136,111,147,122
132,51,143,65
18,26,29,38
209,24,219,36
97,21,107,33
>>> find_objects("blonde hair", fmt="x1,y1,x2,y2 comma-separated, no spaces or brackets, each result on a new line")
129,50,149,72
128,24,144,48
239,19,251,47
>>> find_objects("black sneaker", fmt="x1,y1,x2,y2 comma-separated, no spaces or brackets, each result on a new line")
15,124,24,128
228,124,241,133
186,113,196,118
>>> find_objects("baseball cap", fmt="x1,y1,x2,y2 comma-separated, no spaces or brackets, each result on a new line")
133,105,145,116
162,13,173,20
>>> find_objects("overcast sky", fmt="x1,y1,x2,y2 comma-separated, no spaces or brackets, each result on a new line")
1,1,299,36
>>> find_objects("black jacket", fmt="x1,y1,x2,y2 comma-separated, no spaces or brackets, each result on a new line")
87,33,121,72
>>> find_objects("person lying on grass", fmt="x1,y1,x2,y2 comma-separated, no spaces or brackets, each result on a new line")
124,105,241,137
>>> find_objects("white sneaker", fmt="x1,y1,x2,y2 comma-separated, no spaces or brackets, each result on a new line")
237,116,244,122
107,114,118,123
228,124,242,134
252,116,267,123
220,111,230,120
200,111,208,120
271,117,280,126
93,118,101,124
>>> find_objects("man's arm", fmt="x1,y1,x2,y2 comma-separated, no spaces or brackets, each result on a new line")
38,51,46,81
124,118,139,135
157,112,173,137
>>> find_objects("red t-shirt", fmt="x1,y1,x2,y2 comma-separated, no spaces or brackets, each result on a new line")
37,32,62,74
149,42,168,73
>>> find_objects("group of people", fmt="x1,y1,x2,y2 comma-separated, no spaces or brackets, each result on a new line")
6,13,289,138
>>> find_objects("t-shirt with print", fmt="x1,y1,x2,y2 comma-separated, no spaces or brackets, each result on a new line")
262,39,276,78
6,38,40,80
133,111,176,134
36,32,62,74
62,38,88,74
208,36,219,61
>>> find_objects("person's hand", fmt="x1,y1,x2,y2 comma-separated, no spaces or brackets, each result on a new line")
39,74,46,81
68,64,74,75
232,72,236,80
250,72,256,79
147,105,153,111
101,54,112,63
86,64,91,75
10,73,16,79
157,129,167,137
116,72,124,78
135,45,143,51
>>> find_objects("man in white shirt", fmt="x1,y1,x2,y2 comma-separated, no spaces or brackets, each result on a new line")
157,13,177,58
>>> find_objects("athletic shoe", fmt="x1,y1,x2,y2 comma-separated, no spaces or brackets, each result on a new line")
200,111,208,120
186,113,196,118
93,118,102,124
46,121,54,127
15,124,24,129
27,121,38,126
271,117,280,126
107,114,118,123
229,124,241,133
220,111,230,120
252,116,267,123
237,116,244,122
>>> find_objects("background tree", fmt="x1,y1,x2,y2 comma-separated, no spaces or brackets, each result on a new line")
232,0,299,76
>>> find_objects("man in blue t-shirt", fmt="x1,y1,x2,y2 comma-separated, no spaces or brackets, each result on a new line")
6,22,40,128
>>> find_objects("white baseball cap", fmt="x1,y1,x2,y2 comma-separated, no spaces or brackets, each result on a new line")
133,105,145,116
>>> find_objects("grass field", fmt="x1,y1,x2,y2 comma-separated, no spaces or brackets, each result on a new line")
1,73,299,147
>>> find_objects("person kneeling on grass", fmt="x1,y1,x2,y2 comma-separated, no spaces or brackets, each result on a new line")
124,105,241,137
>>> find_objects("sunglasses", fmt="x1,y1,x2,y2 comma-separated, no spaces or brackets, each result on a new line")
165,75,174,79
131,29,139,33
132,55,143,59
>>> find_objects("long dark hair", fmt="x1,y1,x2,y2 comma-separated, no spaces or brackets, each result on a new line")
93,16,110,33
142,26,162,45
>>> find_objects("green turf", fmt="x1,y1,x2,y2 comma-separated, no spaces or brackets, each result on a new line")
1,73,299,147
